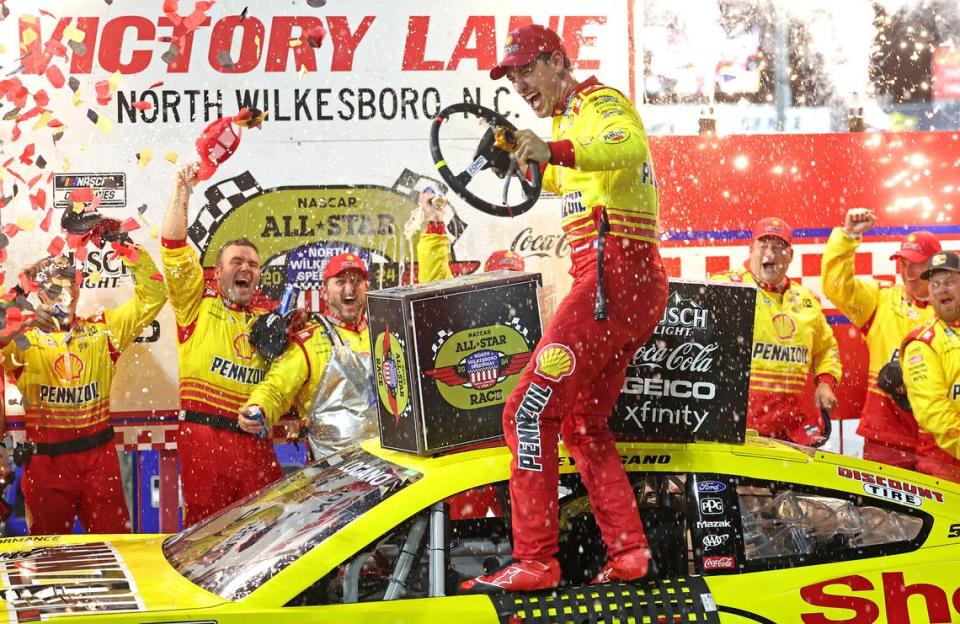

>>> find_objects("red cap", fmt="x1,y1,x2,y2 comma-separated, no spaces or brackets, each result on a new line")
490,25,564,80
323,253,370,281
484,250,525,272
890,230,941,263
751,217,792,245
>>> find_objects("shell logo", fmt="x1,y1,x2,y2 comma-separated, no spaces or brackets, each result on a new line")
932,253,947,266
772,313,796,341
53,353,84,383
233,332,255,363
535,343,576,382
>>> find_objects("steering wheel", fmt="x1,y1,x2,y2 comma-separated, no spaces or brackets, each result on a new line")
429,102,542,217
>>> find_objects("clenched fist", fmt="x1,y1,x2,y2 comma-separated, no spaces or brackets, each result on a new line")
843,208,876,236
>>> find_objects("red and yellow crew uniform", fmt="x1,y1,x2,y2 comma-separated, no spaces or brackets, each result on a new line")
502,76,667,564
244,318,369,427
417,222,454,283
822,228,934,467
0,247,166,534
902,319,960,481
710,269,842,443
160,239,281,526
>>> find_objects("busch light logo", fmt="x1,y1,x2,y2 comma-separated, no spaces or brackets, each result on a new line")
659,291,709,330
697,480,727,494
464,349,502,390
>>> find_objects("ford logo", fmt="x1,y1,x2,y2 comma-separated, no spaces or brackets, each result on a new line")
697,480,726,493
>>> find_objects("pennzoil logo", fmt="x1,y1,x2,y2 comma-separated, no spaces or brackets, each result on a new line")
602,130,629,144
535,343,575,382
233,333,255,363
425,321,532,410
374,327,410,422
771,313,796,341
52,352,84,383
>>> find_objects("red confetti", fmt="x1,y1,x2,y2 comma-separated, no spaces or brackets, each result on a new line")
3,223,21,238
33,90,50,107
111,242,139,263
148,80,165,89
19,144,35,166
38,9,56,18
29,190,46,211
74,245,89,263
44,39,67,58
149,272,164,282
47,119,63,128
121,218,140,232
27,174,42,189
39,209,53,232
11,123,21,143
18,272,38,293
47,236,65,256
71,187,94,203
131,101,153,111
95,80,111,106
45,65,65,89
16,107,44,123
66,233,86,249
87,194,103,212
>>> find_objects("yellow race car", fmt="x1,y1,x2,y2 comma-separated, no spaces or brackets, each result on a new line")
0,434,957,623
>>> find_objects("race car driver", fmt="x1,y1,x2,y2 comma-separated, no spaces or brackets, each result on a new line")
712,218,842,444
462,24,668,593
239,253,374,462
417,188,525,282
821,209,940,468
901,251,960,482
161,162,281,527
0,243,166,534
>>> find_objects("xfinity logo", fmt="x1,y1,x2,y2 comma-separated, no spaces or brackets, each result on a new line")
700,498,724,515
697,480,727,493
702,534,730,551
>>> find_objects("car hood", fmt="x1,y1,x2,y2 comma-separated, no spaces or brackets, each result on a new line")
0,534,225,622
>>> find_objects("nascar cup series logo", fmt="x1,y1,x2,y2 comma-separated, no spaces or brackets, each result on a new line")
374,327,410,423
425,322,532,410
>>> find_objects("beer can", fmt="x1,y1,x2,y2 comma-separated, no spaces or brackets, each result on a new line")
280,283,300,315
248,406,270,440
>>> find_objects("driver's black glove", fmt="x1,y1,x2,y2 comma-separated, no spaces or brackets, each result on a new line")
877,360,912,413
250,309,303,361
476,127,515,179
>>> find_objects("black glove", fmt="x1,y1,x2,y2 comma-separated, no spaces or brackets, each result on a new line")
475,127,515,179
250,310,298,361
877,360,912,413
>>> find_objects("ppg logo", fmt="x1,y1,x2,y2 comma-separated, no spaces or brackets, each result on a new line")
700,498,724,515
697,480,726,493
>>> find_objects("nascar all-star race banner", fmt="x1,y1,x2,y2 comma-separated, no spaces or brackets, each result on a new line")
1,2,960,459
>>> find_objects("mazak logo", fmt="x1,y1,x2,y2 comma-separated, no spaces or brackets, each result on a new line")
696,520,732,529
700,498,724,515
697,480,726,493
702,534,730,551
703,556,735,570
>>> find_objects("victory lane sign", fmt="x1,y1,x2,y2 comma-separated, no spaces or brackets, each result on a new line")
611,280,755,444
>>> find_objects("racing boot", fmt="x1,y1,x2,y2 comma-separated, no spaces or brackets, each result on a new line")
592,547,653,584
460,558,561,593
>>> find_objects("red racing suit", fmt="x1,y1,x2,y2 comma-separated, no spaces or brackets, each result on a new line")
504,76,666,562
0,246,166,534
710,269,842,443
902,319,960,481
821,228,934,467
160,239,282,526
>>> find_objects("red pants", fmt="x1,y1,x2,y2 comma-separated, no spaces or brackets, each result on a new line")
178,420,283,527
503,239,668,561
23,443,130,535
747,392,824,446
863,440,917,470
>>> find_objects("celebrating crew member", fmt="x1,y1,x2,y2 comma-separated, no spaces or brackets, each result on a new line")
0,241,166,534
161,162,281,527
821,209,940,468
239,253,374,461
711,218,842,444
902,251,960,481
417,188,525,282
462,24,668,593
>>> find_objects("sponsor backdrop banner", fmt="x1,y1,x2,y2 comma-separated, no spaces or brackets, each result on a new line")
612,280,755,444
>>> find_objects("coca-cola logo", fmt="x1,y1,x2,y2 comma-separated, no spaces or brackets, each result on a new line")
510,227,570,259
632,342,717,373
703,555,735,570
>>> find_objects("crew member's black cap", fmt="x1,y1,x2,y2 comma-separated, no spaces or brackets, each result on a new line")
921,250,960,280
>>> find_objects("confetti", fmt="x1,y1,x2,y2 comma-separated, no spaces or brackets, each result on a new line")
64,24,86,43
67,40,87,56
161,43,180,65
149,273,164,281
44,65,65,88
136,204,149,215
15,216,35,232
164,151,178,164
148,80,164,89
137,148,153,168
307,24,325,48
216,50,234,70
19,143,35,165
31,111,52,130
47,236,65,256
33,89,49,107
67,76,80,92
87,269,101,283
121,218,140,232
36,155,47,169
131,100,153,111
95,79,111,105
71,187,94,203
107,69,122,92
74,245,89,262
39,209,53,232
29,190,45,211
289,38,302,48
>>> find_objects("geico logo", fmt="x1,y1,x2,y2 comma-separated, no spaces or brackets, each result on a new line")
621,377,716,399
801,572,960,623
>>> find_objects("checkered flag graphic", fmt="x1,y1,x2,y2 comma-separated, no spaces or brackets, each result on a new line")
187,171,263,249
507,317,530,340
431,329,455,356
390,168,467,245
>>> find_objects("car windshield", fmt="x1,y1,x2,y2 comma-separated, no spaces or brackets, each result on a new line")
162,448,422,601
